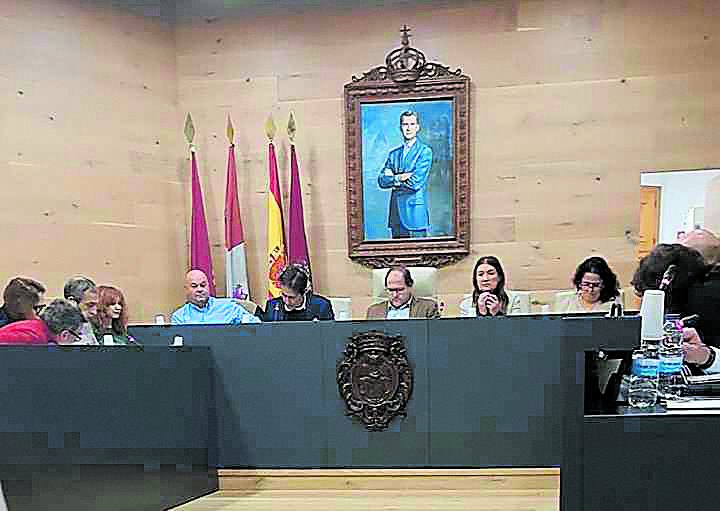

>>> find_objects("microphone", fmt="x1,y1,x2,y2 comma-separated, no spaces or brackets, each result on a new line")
659,264,678,292
680,314,700,328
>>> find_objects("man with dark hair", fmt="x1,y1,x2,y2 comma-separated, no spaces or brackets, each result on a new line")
256,264,334,321
0,277,46,328
0,298,84,344
171,269,260,324
63,276,99,344
378,111,433,238
366,265,440,319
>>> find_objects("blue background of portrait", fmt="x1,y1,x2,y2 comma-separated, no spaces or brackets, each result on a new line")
361,100,454,240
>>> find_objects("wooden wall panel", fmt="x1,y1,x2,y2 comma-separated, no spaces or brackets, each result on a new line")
7,0,720,322
172,0,720,315
1,0,184,322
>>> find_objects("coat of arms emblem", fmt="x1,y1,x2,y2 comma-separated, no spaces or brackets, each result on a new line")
336,331,413,431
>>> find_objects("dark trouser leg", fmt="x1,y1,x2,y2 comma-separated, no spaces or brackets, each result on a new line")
391,224,411,238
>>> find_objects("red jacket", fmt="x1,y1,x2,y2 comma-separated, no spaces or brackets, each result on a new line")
0,319,53,344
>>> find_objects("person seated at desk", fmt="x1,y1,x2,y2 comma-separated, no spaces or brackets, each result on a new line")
681,228,720,347
256,264,334,321
460,256,520,317
64,276,100,345
366,265,440,320
683,327,720,373
631,243,706,315
93,285,136,345
0,277,46,329
0,298,84,345
172,269,260,325
557,256,621,313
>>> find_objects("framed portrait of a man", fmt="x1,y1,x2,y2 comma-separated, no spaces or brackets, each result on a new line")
344,30,470,268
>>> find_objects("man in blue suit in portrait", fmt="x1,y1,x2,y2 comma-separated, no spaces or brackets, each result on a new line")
378,111,433,238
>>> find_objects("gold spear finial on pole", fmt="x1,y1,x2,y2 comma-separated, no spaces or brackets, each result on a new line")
287,111,297,143
184,113,196,151
265,113,277,142
226,114,235,145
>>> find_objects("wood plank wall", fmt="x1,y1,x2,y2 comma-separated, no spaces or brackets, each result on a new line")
4,0,720,321
1,0,186,321
175,0,720,317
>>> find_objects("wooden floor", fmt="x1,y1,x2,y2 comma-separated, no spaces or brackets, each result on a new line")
174,469,560,510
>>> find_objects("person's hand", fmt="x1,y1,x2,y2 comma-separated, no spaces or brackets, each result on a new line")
477,292,500,316
383,168,394,177
397,172,412,181
485,293,501,315
476,292,490,315
683,327,712,365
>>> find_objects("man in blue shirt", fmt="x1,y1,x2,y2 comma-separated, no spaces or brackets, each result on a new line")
171,270,260,324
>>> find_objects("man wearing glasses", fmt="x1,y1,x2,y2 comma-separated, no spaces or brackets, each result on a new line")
0,298,84,344
0,277,46,329
63,276,100,345
366,266,440,320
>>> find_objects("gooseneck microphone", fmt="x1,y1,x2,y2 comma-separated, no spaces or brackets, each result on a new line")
659,264,678,292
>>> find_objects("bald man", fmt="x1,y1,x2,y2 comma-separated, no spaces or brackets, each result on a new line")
681,229,720,347
171,270,260,325
681,228,720,266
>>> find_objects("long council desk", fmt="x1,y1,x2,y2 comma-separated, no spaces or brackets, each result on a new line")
6,316,709,510
131,317,569,469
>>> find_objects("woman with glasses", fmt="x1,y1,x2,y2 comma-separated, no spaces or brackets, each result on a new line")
93,285,135,345
558,256,620,313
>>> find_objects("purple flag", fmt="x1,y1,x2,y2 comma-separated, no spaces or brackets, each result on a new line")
190,150,216,296
288,144,311,274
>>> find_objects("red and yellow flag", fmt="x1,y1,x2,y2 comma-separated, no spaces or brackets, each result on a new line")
266,126,286,298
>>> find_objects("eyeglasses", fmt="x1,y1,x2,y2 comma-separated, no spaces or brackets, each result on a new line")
33,304,46,313
386,287,407,295
580,281,603,290
65,329,83,342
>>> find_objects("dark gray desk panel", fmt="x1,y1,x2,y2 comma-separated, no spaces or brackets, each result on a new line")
583,415,720,511
322,320,429,467
0,346,216,511
560,317,640,511
428,317,565,467
1,464,217,511
129,324,213,346
197,323,328,467
0,346,211,466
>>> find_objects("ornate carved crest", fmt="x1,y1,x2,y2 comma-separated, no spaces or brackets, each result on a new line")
337,331,413,432
352,25,462,84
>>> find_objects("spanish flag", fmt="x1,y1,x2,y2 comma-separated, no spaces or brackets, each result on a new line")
266,138,286,299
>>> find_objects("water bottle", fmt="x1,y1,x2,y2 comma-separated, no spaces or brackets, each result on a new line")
628,346,659,407
658,314,685,399
629,289,663,407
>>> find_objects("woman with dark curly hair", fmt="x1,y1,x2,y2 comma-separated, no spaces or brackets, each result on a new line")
631,243,706,314
558,256,621,313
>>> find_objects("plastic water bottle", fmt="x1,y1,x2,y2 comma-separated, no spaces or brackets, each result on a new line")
628,346,659,407
658,314,685,399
